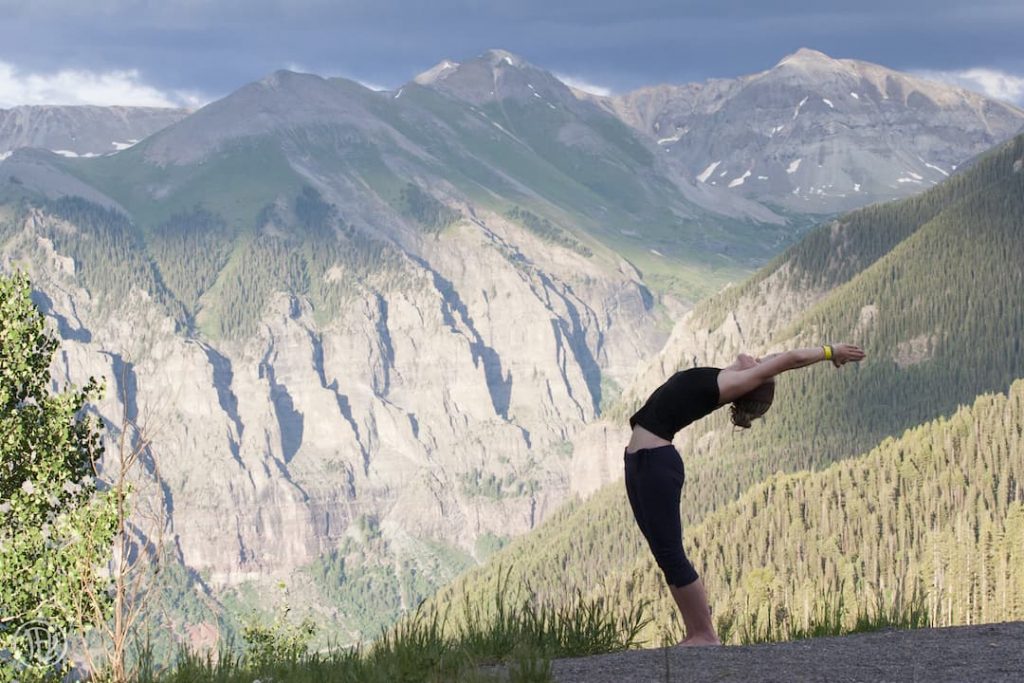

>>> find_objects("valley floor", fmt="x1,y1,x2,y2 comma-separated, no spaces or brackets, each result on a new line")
549,621,1024,682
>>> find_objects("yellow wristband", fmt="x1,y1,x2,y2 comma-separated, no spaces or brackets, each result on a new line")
823,345,833,361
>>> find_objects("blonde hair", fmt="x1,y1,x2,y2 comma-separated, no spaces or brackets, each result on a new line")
730,380,775,429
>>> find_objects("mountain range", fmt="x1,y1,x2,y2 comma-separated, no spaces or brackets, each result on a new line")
0,105,187,158
1,48,1021,646
598,48,1023,212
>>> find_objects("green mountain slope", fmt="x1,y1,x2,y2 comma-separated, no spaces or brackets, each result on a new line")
424,133,1024,639
626,132,1024,526
428,379,1024,644
13,187,402,339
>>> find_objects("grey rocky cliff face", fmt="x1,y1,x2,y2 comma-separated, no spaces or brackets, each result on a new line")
595,48,1024,213
6,206,663,603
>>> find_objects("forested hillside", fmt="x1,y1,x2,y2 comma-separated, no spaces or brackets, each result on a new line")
620,132,1024,527
429,379,1024,644
423,133,1024,641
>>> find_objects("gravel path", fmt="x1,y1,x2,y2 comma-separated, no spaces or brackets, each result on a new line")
549,622,1024,683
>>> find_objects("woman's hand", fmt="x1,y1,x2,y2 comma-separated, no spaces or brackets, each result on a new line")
830,343,865,368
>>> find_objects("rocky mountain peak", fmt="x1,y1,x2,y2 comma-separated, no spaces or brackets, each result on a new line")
139,68,387,164
479,48,527,69
409,48,568,105
252,68,377,101
414,59,461,85
413,49,533,85
765,49,1015,111
258,69,325,89
774,47,838,69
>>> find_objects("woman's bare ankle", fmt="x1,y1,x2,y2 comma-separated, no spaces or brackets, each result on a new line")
668,579,720,647
679,633,722,647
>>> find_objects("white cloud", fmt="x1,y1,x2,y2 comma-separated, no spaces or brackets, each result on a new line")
916,67,1024,106
0,61,206,109
553,73,613,97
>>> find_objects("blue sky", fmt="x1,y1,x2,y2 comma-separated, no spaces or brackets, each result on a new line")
1,0,1022,108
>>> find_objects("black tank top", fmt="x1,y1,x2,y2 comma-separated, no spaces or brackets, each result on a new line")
628,367,723,440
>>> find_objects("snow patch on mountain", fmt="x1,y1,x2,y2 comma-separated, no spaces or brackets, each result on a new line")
793,96,809,120
697,161,721,183
657,130,686,145
728,170,752,188
490,121,514,136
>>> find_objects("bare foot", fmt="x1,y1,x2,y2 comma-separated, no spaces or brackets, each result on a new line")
678,635,722,647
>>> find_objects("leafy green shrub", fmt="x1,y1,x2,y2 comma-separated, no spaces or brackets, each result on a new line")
241,603,317,672
0,271,117,682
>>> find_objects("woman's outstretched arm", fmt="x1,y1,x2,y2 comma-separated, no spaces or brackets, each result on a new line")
717,343,865,404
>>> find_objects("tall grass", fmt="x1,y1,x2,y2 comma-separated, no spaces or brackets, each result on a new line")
91,574,932,680
718,583,932,645
128,569,649,683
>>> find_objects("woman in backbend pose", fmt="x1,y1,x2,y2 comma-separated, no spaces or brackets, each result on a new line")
625,343,866,646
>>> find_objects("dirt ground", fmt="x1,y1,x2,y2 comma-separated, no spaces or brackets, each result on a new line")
549,621,1024,683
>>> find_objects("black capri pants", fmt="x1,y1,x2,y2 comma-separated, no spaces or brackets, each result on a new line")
624,445,699,588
